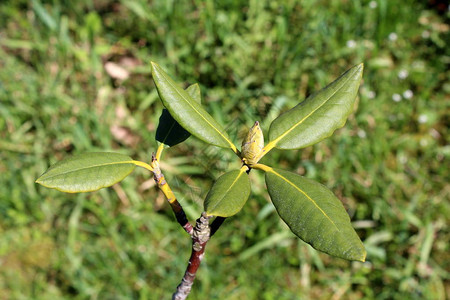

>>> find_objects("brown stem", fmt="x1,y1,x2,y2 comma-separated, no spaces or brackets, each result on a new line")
150,150,223,298
152,153,193,236
172,212,212,300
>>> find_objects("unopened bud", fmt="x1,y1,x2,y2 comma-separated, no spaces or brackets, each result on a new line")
241,121,264,166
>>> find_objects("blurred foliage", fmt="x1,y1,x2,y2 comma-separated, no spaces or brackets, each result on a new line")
0,0,448,299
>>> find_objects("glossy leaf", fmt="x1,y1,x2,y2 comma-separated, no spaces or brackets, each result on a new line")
36,152,136,193
156,84,201,146
204,168,251,217
151,62,237,152
265,168,366,261
186,83,201,103
268,63,363,150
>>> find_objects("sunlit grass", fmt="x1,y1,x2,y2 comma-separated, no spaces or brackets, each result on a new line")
0,0,448,299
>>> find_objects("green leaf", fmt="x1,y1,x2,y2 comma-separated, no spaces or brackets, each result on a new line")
151,62,237,152
267,63,363,150
186,83,201,103
204,168,251,217
36,152,136,193
265,168,366,261
155,84,201,147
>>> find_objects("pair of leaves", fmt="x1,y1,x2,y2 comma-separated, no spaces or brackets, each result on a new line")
36,69,205,193
153,61,363,157
201,64,363,219
202,166,366,262
156,83,201,147
35,65,217,193
151,62,238,153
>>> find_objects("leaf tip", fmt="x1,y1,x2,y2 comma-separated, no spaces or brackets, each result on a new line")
357,254,367,263
35,174,46,185
355,63,364,77
150,61,160,73
353,245,367,262
360,248,367,262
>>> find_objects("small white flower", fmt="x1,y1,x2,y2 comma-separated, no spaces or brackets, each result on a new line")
418,114,428,124
388,32,398,41
346,40,357,48
421,30,430,39
420,139,428,147
398,70,409,79
367,91,376,99
392,93,402,102
357,129,367,138
403,90,413,99
369,1,378,9
398,154,407,164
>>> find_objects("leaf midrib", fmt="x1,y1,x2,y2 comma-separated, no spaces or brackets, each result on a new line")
157,65,236,151
271,169,339,231
38,161,135,181
208,169,244,213
269,67,357,148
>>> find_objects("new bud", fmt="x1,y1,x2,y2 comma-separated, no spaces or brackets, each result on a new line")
241,121,264,166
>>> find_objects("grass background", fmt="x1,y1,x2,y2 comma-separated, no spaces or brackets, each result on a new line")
0,0,448,299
